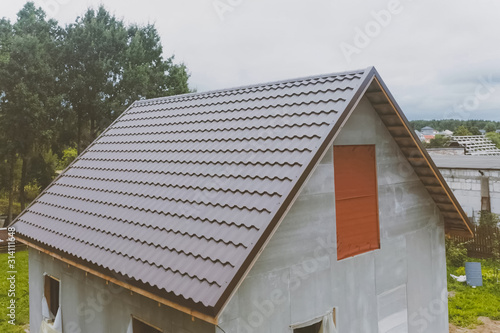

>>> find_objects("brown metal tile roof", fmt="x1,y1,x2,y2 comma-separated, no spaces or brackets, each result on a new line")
12,67,473,319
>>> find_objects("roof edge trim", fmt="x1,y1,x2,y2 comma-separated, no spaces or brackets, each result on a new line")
17,236,219,325
370,72,474,237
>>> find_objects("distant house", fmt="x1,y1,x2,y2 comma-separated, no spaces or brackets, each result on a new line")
414,130,425,142
439,130,454,137
423,135,435,143
421,126,436,135
12,67,472,333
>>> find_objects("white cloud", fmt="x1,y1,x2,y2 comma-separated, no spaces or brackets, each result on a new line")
3,0,500,120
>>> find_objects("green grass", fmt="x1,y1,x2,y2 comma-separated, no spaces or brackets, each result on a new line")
448,258,500,328
0,250,29,332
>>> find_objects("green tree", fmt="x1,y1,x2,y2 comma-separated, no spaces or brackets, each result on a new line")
426,134,450,148
454,125,472,136
64,6,191,153
484,122,497,133
0,3,63,223
468,126,481,135
486,132,500,149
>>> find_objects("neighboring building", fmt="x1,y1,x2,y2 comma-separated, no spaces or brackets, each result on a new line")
423,134,435,143
427,147,465,156
414,130,425,142
438,130,454,137
12,67,472,333
420,126,436,135
426,141,465,156
451,135,500,156
432,155,500,222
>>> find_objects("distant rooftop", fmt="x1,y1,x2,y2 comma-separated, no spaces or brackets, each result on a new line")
433,155,500,170
451,135,500,156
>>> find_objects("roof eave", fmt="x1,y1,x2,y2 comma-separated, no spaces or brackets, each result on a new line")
17,235,220,324
368,70,474,237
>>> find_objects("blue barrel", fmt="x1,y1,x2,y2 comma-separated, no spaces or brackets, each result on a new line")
465,262,483,287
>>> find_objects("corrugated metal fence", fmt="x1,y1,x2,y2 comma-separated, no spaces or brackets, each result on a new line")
451,225,500,259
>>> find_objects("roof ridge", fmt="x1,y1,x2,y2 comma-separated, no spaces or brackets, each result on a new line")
131,68,367,107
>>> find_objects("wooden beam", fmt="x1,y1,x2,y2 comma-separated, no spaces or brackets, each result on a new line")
16,236,218,325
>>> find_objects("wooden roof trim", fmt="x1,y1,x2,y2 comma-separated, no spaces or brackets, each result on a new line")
370,75,473,237
17,236,218,325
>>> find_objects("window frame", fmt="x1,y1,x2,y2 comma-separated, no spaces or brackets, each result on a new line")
44,274,60,320
131,315,163,333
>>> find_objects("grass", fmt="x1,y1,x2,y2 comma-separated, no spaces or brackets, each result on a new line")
448,258,500,328
0,250,29,332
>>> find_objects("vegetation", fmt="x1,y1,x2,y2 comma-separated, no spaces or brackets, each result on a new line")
447,212,500,328
0,2,192,225
410,119,500,133
486,132,500,149
0,250,29,332
447,258,500,328
424,134,450,148
454,125,472,136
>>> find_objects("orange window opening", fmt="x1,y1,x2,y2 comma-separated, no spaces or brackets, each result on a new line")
334,145,380,260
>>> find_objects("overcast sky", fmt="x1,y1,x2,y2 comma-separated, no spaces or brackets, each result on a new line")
3,0,500,121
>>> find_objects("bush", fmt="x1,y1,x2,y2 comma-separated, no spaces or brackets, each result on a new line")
446,238,468,267
57,147,78,170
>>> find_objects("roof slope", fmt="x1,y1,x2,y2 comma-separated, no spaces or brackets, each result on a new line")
12,67,472,320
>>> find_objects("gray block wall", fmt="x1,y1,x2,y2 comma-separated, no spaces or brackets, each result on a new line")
438,168,500,217
218,97,448,333
28,249,215,333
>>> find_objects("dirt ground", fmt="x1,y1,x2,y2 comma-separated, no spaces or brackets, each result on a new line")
449,317,500,332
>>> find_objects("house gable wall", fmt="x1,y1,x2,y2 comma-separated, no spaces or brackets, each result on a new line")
218,96,448,333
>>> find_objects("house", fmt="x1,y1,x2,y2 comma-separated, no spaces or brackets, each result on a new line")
414,130,425,142
420,126,436,136
432,155,500,221
438,130,454,137
11,67,473,333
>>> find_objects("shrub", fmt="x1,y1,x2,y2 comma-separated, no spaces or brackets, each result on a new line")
446,238,468,267
57,146,78,170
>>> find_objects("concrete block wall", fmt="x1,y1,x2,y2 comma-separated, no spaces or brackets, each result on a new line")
29,249,215,333
439,169,500,217
218,97,448,333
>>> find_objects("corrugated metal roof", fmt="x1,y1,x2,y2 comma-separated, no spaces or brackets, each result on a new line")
12,67,473,318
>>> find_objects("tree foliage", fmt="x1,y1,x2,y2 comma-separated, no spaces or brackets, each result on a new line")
486,132,500,149
410,119,500,132
454,125,472,136
424,134,450,148
64,6,191,152
0,3,192,224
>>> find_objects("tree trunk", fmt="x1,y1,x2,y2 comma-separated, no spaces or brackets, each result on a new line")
90,111,96,142
5,152,16,226
20,156,28,211
77,111,82,155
